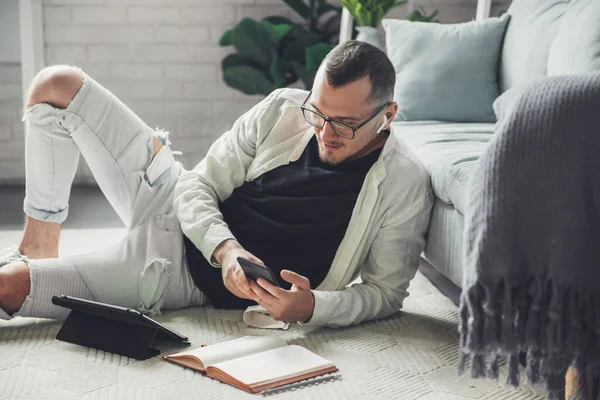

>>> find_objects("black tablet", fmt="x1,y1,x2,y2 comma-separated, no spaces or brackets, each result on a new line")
52,295,188,342
237,257,281,287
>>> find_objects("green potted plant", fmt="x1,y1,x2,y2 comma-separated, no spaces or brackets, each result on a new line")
219,0,342,96
339,0,438,48
339,0,406,48
340,0,407,28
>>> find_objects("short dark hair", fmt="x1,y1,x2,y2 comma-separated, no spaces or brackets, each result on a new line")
322,40,395,106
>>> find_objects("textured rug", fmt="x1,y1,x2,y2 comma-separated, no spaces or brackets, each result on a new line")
0,268,544,400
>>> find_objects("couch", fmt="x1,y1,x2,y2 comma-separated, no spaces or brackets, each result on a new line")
389,0,600,288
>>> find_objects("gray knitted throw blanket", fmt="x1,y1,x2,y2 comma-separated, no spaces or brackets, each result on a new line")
458,73,600,400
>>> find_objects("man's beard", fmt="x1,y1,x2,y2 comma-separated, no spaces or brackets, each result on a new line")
316,135,345,166
316,132,378,166
318,147,343,166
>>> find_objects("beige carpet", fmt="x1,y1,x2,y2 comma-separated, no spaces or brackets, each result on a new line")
0,248,544,400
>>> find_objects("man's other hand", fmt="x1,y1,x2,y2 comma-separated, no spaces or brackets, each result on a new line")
213,240,260,302
249,270,315,323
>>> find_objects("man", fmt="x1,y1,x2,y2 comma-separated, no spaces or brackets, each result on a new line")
0,41,433,327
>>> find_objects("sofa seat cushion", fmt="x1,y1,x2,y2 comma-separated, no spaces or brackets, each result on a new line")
392,121,495,215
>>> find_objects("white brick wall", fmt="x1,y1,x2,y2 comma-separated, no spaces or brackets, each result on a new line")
0,63,24,184
40,0,295,184
0,0,512,185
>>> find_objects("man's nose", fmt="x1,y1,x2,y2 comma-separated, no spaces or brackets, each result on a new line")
320,122,338,142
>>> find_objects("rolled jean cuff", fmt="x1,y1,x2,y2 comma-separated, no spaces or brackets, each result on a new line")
15,257,93,320
23,200,69,224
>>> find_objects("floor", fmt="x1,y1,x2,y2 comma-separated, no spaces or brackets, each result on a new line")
0,186,543,400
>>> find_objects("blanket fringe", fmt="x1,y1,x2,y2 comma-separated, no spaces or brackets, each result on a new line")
488,351,500,379
459,278,600,398
526,349,541,384
507,353,519,387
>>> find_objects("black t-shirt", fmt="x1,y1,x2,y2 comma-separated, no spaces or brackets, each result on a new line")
184,135,382,309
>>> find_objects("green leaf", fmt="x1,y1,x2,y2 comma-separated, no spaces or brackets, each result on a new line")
219,28,233,46
281,31,322,64
287,26,320,42
270,55,287,87
407,7,439,22
371,6,385,27
231,18,275,66
260,21,293,43
341,0,408,26
305,42,332,74
282,43,305,64
221,54,264,71
223,66,275,95
282,0,310,19
290,61,315,89
354,3,366,25
262,16,296,26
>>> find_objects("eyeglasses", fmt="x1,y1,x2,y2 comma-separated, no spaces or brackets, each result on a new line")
300,90,389,140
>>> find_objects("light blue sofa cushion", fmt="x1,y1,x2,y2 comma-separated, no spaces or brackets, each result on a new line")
499,0,569,93
382,16,509,123
392,121,495,215
547,0,600,75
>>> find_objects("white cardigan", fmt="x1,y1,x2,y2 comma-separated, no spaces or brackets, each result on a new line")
173,88,434,328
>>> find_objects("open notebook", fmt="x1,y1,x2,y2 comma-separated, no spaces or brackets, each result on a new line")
164,336,338,393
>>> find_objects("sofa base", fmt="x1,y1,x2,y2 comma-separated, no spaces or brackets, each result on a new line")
423,200,465,289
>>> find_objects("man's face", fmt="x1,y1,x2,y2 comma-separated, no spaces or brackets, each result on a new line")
307,70,391,165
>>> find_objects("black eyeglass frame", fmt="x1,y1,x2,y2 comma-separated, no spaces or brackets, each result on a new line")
300,90,390,140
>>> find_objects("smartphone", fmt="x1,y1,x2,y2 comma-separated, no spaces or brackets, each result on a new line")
237,257,280,287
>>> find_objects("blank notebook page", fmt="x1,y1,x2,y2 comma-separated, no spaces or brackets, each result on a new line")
181,336,286,367
213,345,334,385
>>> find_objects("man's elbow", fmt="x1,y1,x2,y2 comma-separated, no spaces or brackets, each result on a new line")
357,285,408,324
380,288,408,318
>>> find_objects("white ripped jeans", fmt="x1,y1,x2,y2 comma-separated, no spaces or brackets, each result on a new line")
13,72,205,320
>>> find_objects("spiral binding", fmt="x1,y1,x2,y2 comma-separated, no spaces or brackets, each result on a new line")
260,374,342,396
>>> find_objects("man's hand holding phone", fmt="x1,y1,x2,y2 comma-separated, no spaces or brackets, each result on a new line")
212,239,261,302
249,270,315,323
212,239,315,323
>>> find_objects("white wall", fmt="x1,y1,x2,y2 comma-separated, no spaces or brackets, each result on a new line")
0,64,23,183
0,0,24,182
0,0,21,63
0,0,512,185
43,0,289,184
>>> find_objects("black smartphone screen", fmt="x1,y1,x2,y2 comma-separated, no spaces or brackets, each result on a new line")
237,257,281,287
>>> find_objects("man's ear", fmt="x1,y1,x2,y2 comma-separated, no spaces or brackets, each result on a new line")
385,103,398,128
376,115,388,134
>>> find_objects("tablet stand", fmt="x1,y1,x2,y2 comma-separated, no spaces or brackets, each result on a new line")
52,295,190,360
56,310,163,360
